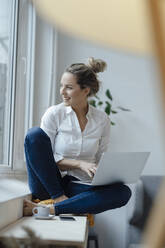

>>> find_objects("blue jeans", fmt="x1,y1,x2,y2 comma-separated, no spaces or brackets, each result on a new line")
24,127,131,215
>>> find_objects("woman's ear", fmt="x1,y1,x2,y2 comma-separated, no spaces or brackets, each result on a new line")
84,87,90,96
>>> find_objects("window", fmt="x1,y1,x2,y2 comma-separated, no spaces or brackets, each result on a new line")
0,0,35,173
0,0,17,166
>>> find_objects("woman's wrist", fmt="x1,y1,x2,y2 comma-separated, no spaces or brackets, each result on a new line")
68,159,80,169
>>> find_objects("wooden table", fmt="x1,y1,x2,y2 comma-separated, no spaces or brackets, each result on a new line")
0,216,88,247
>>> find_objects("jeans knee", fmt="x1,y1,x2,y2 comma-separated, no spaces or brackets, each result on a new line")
122,185,132,206
24,127,49,144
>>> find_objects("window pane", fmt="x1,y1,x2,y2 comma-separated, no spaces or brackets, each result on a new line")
0,0,16,165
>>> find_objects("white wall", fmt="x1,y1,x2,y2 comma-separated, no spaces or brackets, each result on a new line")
33,15,56,126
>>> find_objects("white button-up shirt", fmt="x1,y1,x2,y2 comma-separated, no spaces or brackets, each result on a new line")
40,102,111,182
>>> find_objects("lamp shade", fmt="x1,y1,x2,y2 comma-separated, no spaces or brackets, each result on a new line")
32,0,162,55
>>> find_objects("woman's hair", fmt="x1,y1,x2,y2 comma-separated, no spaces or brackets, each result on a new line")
65,57,107,96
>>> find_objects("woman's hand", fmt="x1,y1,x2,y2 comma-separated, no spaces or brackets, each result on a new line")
57,159,97,177
78,161,97,178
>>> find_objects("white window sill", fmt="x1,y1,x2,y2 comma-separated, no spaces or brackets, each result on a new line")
0,178,31,230
0,165,27,176
0,178,30,202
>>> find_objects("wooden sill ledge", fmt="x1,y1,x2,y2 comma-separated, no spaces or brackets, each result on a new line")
0,216,88,248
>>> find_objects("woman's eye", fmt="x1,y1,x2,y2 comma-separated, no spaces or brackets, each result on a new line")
60,85,72,90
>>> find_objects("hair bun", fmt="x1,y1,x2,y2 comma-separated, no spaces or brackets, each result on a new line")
87,57,107,73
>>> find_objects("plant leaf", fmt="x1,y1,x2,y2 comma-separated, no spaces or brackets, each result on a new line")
111,121,115,125
98,101,103,106
105,106,110,115
89,100,96,107
105,101,111,115
95,95,100,100
106,89,113,101
105,101,111,108
117,106,131,111
111,110,118,114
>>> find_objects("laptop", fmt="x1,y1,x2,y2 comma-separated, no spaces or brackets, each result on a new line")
73,152,150,186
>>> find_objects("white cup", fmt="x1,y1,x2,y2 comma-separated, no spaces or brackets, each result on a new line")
32,206,50,217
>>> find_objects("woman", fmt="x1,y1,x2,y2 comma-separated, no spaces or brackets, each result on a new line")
24,57,131,216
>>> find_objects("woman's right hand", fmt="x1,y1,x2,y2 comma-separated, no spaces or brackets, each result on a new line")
78,161,97,178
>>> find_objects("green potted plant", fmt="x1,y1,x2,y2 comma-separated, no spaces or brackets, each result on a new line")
89,89,131,125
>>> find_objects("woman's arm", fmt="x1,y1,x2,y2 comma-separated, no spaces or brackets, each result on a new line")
40,106,57,153
95,116,111,164
57,159,97,178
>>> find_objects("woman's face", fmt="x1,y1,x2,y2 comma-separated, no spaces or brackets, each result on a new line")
60,72,90,107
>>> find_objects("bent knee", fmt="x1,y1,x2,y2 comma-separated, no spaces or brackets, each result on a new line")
121,185,132,206
24,127,49,144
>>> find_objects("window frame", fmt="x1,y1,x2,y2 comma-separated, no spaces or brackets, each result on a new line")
0,0,18,167
0,0,36,176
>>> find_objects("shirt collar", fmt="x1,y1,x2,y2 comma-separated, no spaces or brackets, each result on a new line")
65,103,92,118
66,106,72,114
86,104,92,119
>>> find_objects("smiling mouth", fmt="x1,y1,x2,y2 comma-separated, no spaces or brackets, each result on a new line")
63,98,70,101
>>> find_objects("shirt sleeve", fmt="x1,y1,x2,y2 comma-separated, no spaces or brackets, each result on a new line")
40,106,64,163
95,116,111,164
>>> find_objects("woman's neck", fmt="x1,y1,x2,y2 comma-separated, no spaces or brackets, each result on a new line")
72,102,88,118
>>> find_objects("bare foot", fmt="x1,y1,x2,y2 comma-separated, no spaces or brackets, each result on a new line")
23,199,56,216
23,199,38,216
38,195,68,205
49,195,68,215
54,195,68,204
23,195,68,216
